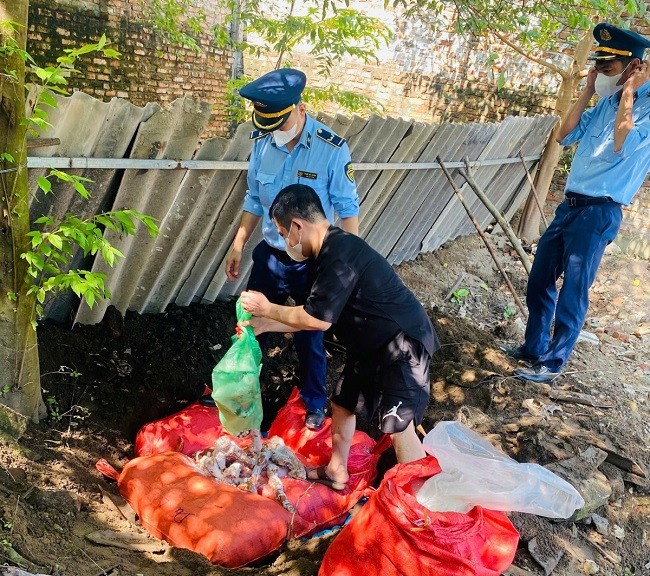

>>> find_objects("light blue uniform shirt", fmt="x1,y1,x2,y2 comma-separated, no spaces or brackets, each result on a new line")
243,115,359,249
560,79,650,206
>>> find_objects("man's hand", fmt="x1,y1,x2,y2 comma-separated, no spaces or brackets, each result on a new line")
624,60,650,92
238,317,272,336
240,290,272,317
585,66,598,93
225,247,242,281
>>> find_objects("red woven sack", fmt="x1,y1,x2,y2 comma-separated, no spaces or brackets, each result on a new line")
97,452,290,567
319,457,519,576
134,395,223,456
98,387,391,567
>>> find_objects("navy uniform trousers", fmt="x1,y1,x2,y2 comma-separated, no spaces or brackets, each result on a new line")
247,240,327,413
522,199,623,372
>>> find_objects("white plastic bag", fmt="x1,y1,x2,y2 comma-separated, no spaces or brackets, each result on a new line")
416,421,585,518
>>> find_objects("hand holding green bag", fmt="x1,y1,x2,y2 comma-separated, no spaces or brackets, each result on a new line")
211,298,263,435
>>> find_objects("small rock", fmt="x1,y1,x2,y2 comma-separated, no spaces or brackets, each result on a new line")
528,536,564,576
591,513,609,535
611,331,629,343
569,473,612,521
578,330,599,345
633,323,650,337
582,559,600,574
514,316,526,334
612,525,625,540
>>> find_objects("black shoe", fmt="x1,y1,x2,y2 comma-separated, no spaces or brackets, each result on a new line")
305,409,326,430
514,365,561,384
199,394,216,407
499,345,538,365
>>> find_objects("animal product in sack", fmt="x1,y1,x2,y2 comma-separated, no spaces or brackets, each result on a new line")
211,298,263,436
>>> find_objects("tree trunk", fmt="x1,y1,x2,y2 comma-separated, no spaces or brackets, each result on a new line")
0,0,45,430
517,30,594,241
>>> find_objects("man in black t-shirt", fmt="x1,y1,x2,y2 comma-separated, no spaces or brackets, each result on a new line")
240,184,440,491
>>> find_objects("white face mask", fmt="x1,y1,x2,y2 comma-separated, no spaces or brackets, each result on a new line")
595,63,629,98
284,222,308,262
272,120,299,147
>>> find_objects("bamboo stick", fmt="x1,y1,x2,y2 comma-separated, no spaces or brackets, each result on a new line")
436,156,528,318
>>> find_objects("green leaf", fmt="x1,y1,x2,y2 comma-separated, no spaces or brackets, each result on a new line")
38,91,58,108
103,48,121,58
73,180,91,199
47,234,63,250
37,176,52,194
95,215,119,232
84,291,96,309
114,212,136,235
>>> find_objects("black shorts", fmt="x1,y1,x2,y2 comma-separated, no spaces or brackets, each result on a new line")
331,331,430,434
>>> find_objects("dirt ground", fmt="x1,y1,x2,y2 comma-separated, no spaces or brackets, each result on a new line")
1,223,649,576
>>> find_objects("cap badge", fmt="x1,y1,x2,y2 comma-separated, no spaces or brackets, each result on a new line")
600,29,612,41
254,101,267,108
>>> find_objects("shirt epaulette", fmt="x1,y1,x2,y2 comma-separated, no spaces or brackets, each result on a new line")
316,128,345,148
249,130,267,140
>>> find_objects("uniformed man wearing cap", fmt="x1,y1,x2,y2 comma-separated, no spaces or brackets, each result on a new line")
225,68,360,429
504,23,650,384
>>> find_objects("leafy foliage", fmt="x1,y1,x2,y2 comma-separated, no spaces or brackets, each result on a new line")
389,0,647,76
26,34,121,134
21,211,157,322
139,0,392,117
142,0,207,53
1,26,159,326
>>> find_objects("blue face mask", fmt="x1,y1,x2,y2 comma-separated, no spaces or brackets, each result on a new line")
284,222,308,262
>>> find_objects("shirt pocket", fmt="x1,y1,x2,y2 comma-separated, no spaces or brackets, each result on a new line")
255,171,277,206
582,122,618,164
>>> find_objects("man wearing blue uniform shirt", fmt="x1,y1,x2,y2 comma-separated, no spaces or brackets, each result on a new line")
506,23,650,384
225,68,360,429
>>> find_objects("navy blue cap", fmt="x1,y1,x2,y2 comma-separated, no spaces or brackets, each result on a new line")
589,23,650,61
238,68,307,132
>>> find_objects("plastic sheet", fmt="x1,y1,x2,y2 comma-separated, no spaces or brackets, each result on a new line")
211,298,263,435
418,421,585,518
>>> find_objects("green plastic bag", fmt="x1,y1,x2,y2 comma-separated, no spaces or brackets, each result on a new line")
211,298,263,435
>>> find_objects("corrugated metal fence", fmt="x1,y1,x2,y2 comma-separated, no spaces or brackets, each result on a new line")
27,92,558,324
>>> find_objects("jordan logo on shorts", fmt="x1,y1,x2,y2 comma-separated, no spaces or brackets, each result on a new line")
382,402,404,422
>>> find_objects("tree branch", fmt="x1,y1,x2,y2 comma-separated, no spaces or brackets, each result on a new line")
491,30,568,78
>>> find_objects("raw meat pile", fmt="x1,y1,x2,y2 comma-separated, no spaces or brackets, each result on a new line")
193,430,307,512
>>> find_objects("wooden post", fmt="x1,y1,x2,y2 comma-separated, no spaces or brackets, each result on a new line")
437,156,528,318
459,157,532,275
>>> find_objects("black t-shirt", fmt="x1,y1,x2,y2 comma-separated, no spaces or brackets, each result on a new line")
303,226,439,355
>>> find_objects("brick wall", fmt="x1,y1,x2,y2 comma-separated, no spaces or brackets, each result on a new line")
26,0,650,256
27,0,233,137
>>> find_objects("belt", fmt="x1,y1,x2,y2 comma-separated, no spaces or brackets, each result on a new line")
564,193,616,207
